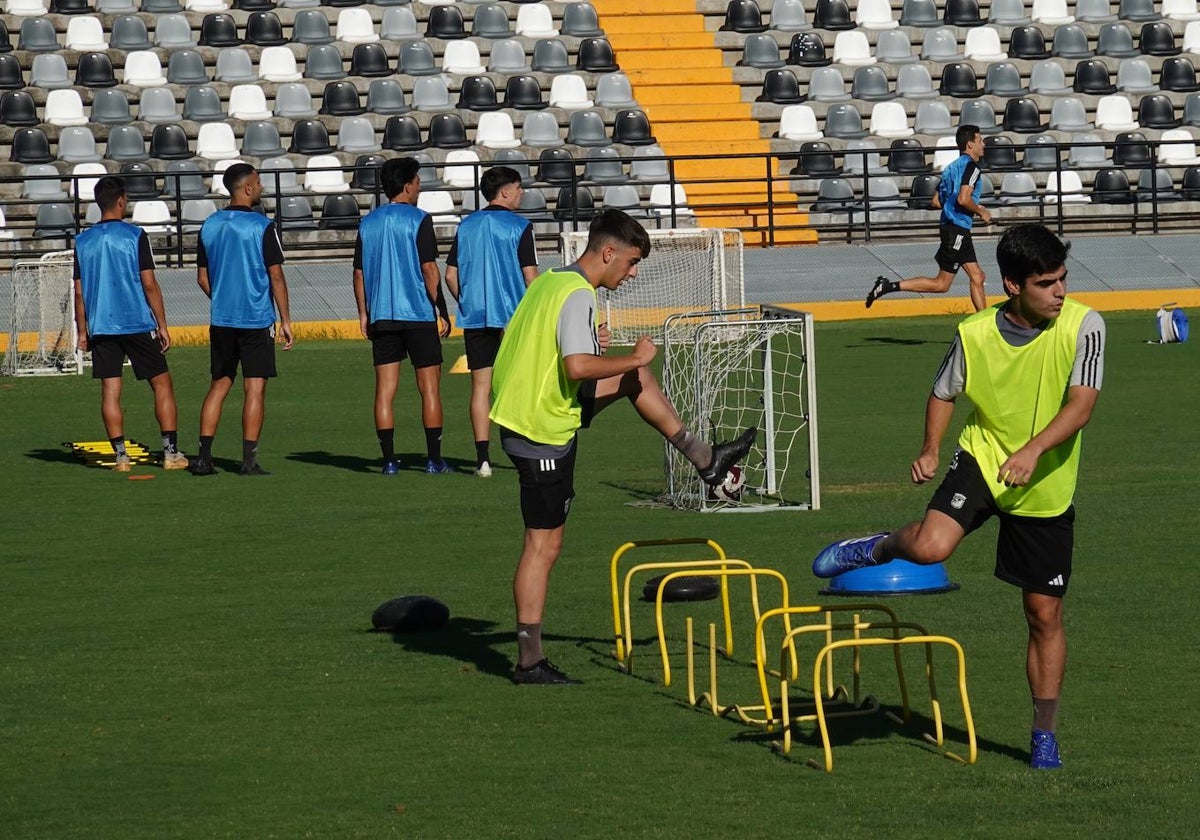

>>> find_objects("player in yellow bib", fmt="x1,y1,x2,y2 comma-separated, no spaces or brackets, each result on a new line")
813,225,1105,769
491,209,756,685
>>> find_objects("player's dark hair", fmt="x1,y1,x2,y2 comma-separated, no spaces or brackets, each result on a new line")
381,157,420,200
481,166,521,202
956,124,980,153
94,176,126,212
222,162,257,195
996,224,1071,287
584,209,652,257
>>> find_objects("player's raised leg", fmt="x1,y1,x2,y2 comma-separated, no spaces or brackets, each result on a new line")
812,509,966,578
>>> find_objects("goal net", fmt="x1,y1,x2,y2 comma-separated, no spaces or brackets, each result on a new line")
560,227,745,346
659,306,820,513
3,250,82,376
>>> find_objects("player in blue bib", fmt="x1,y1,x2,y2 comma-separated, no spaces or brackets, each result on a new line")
73,176,187,472
190,163,293,477
445,166,539,477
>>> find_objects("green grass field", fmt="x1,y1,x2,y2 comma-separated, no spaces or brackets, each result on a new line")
2,312,1197,839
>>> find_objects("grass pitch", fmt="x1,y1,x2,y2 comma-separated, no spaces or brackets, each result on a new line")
1,312,1197,839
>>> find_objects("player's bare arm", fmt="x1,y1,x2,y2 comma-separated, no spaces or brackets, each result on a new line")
140,269,171,352
597,322,611,353
351,268,369,338
72,278,89,352
421,261,451,338
998,385,1099,486
197,266,211,298
912,393,956,484
563,336,655,382
444,265,460,301
958,185,992,224
268,264,294,350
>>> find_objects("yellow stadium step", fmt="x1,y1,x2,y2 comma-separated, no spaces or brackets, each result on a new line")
611,32,716,49
642,103,752,123
653,122,764,142
602,13,704,33
595,0,697,13
669,156,770,180
615,48,726,69
635,85,745,105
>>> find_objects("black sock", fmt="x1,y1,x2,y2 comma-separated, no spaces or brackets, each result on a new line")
377,428,395,462
242,439,258,466
475,440,490,467
516,622,544,669
110,437,126,457
425,426,442,462
884,279,901,294
162,431,178,455
199,435,213,460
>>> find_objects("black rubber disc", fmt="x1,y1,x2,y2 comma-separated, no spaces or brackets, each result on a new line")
642,574,721,603
371,595,450,632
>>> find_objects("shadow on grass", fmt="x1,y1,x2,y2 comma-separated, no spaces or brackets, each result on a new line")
288,450,479,475
27,447,90,467
853,336,947,347
597,480,664,501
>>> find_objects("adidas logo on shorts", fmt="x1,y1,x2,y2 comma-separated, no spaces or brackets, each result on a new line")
1047,574,1064,587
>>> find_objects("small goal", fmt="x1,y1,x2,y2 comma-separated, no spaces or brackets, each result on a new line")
659,305,820,513
560,227,745,346
2,250,82,376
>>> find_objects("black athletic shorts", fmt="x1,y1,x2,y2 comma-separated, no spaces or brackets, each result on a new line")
508,440,578,530
210,325,277,380
90,331,168,380
464,327,504,371
928,448,1074,597
370,321,442,368
934,222,977,273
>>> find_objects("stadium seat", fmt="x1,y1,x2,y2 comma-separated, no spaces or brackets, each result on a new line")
1003,98,1047,132
66,16,107,50
23,164,66,199
230,85,272,120
246,12,286,46
1031,60,1072,95
98,0,135,9
154,14,196,48
186,0,230,10
999,172,1039,204
578,38,619,73
1050,98,1092,131
515,4,556,37
320,80,364,116
648,184,693,219
1119,0,1162,22
945,0,983,25
522,111,564,146
900,0,939,26
7,0,48,13
216,49,257,84
491,39,533,73
990,0,1031,24
427,5,467,39
142,0,182,11
492,149,535,187
856,0,897,29
181,199,218,232
162,161,207,198
104,125,148,162
1184,93,1200,125
865,177,907,210
772,0,812,30
1136,169,1179,202
1158,129,1200,164
199,12,240,46
852,66,894,101
442,150,482,189
138,87,182,123
381,7,419,40
839,142,881,177
397,41,437,76
110,15,151,50
585,147,628,184
630,145,669,182
794,141,841,176
788,33,830,67
1182,166,1200,199
897,64,936,99
869,102,913,138
983,135,1021,170
197,123,238,160
0,90,36,126
1165,0,1200,20
183,86,227,121
722,0,767,32
29,54,69,89
813,0,854,30
1053,25,1094,58
1186,21,1200,52
1161,58,1200,91
1098,23,1140,57
504,75,546,110
965,27,1007,61
960,99,1001,134
337,8,377,43
1032,0,1074,24
940,63,980,97
741,34,785,68
335,117,379,154
412,77,453,112
149,123,192,160
613,109,656,146
260,47,302,82
167,51,211,85
292,10,333,44
457,75,499,111
70,163,107,200
908,173,941,208
383,116,424,151
567,110,611,147
429,113,472,149
469,4,511,39
1113,131,1152,166
278,196,317,230
833,31,875,66
537,148,578,184
318,195,360,230
418,189,460,226
290,119,335,154
303,154,348,194
549,74,593,110
875,30,917,64
985,62,1028,96
759,69,804,104
1078,0,1118,22
600,185,643,214
306,44,347,80
1119,59,1159,93
364,79,406,116
46,89,88,127
914,101,953,134
18,17,59,51
1140,21,1179,55
778,105,822,141
92,89,133,124
810,67,849,102
596,73,637,108
921,27,963,61
1010,26,1051,59
1068,133,1110,167
1024,134,1061,169
350,154,385,191
123,51,167,87
1136,94,1179,129
350,43,391,77
810,178,859,212
517,188,552,222
476,112,521,149
1076,59,1117,94
826,104,867,139
35,204,77,239
563,2,604,37
118,162,161,199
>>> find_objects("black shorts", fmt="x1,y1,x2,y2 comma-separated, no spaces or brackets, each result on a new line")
928,449,1074,597
90,331,168,380
210,325,277,380
464,327,503,371
508,440,578,530
370,321,442,368
934,223,977,273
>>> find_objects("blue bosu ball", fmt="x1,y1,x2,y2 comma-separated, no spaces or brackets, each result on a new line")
821,559,959,596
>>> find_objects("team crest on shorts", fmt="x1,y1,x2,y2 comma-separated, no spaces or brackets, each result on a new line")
950,492,966,510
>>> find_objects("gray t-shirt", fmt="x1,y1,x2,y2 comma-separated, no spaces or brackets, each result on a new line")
932,305,1106,400
501,264,599,459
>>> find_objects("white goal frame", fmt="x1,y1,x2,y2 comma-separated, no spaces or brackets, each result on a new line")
659,305,820,513
3,250,82,376
560,227,745,346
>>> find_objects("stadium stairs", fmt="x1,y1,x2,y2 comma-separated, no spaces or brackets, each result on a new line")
591,0,816,245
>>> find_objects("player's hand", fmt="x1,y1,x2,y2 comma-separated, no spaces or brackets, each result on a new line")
158,326,171,353
911,450,939,484
597,321,611,353
280,321,294,351
438,314,452,338
998,446,1039,487
77,333,88,352
359,314,370,339
631,335,657,366
979,208,993,225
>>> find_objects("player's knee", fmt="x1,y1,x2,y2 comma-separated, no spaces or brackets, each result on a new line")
907,533,955,565
1023,598,1062,634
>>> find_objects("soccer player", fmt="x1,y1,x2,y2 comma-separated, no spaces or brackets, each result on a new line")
444,166,539,478
72,176,187,472
866,124,991,313
190,163,293,477
352,157,453,475
490,209,757,685
813,224,1105,769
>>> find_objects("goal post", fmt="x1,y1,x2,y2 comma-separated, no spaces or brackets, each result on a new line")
3,250,82,376
560,227,745,346
659,305,820,513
